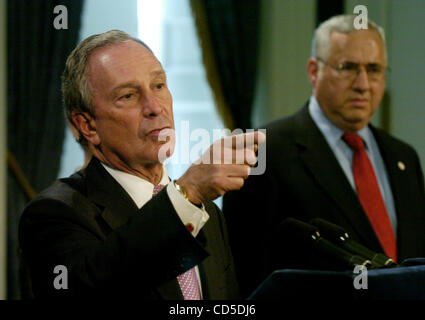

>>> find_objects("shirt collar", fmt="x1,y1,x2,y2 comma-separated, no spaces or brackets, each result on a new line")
308,95,372,150
101,163,170,209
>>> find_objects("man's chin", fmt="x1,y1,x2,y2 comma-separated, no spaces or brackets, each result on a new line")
154,143,175,164
344,106,373,122
340,117,370,132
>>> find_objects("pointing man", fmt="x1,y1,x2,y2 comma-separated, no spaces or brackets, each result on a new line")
19,30,265,299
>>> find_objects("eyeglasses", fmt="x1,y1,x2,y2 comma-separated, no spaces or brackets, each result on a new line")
317,58,388,81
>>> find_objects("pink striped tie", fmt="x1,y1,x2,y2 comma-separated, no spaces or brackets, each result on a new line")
152,184,201,300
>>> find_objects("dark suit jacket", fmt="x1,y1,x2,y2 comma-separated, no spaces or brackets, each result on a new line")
19,158,239,299
223,106,425,297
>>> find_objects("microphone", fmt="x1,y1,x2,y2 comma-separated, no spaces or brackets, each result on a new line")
280,218,372,269
310,218,397,268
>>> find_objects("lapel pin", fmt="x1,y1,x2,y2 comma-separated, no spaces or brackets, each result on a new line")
397,161,406,171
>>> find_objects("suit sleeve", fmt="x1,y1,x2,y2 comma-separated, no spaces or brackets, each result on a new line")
19,189,208,298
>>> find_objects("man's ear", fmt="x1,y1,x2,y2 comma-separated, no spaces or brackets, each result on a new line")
71,111,100,146
307,58,319,87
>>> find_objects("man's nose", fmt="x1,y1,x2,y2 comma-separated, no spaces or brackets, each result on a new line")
143,93,163,117
352,66,370,92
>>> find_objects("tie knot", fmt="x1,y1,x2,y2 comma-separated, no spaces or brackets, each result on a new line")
153,184,166,196
342,132,364,151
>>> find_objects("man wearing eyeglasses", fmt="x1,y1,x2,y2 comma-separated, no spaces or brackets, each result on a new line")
223,14,425,298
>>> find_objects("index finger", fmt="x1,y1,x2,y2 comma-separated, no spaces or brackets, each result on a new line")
228,130,266,149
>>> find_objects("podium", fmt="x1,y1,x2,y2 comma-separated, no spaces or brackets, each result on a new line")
248,258,425,300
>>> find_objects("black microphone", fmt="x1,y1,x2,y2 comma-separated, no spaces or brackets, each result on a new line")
310,218,397,268
280,218,372,269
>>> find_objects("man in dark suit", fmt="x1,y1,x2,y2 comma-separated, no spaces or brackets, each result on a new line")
223,15,425,297
19,30,264,299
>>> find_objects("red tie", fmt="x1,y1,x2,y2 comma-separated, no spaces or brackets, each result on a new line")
342,133,397,261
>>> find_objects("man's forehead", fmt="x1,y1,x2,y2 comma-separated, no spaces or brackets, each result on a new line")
86,40,164,83
329,30,385,62
330,29,382,44
89,40,156,64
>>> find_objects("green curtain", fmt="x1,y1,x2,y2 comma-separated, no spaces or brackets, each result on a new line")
191,0,261,130
317,0,344,25
7,0,84,299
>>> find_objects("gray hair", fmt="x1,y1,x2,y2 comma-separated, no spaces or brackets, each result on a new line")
61,30,152,145
311,14,387,62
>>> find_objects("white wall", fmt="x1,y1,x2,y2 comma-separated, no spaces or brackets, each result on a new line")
385,0,425,172
0,0,7,300
253,0,317,126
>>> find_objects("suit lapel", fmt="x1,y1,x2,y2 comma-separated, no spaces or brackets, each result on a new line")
294,107,382,249
158,224,208,300
83,158,185,299
84,158,141,230
371,127,414,257
371,127,406,219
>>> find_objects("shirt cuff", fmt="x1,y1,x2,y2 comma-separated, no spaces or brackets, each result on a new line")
166,183,210,237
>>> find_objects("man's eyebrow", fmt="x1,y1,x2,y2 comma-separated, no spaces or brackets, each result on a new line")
342,60,383,65
110,81,139,96
151,70,166,78
110,70,166,96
